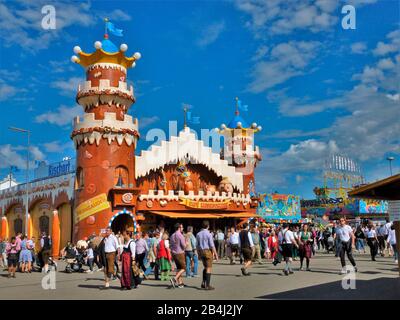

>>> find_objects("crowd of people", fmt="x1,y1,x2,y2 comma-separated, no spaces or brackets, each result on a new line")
0,232,54,278
0,217,397,290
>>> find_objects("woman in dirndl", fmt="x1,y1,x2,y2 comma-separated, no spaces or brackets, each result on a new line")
298,224,313,271
120,229,138,290
19,235,33,273
157,231,173,281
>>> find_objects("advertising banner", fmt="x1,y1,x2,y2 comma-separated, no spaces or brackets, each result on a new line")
75,193,111,223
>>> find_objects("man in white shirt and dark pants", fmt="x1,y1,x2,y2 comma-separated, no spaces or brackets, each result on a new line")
335,217,357,274
229,228,239,265
102,227,120,289
278,223,299,276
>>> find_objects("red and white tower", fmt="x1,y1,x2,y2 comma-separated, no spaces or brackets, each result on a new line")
216,98,262,197
70,32,142,241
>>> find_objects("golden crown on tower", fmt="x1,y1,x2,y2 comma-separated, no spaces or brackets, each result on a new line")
70,18,141,69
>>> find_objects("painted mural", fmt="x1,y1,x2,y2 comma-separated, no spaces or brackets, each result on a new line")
301,192,388,218
258,193,301,221
301,197,359,217
359,199,388,214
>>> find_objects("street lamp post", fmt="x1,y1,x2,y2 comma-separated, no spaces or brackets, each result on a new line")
9,127,31,236
387,156,395,176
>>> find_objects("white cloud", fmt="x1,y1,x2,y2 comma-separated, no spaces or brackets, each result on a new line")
42,140,73,153
35,104,82,126
0,83,18,101
234,0,340,37
107,9,132,21
386,93,399,101
255,140,339,190
259,28,399,189
139,116,160,128
372,29,400,56
377,58,395,70
248,41,320,92
0,1,95,52
196,21,226,47
1,144,45,169
351,42,367,54
0,144,26,169
51,77,82,94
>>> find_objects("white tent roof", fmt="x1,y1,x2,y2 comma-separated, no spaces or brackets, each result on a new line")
135,127,243,191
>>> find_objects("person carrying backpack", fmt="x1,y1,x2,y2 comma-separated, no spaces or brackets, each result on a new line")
40,232,52,273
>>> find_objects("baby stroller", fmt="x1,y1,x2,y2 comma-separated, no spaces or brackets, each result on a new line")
65,253,85,273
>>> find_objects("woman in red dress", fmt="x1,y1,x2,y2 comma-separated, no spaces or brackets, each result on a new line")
120,230,137,290
268,230,279,261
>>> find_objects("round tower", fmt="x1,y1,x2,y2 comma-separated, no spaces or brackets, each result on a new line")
70,32,142,241
216,97,262,197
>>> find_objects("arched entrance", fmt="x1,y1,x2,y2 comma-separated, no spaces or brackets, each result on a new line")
30,202,53,247
5,205,25,237
109,209,135,234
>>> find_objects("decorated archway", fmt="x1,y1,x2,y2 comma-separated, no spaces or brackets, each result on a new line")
109,208,137,234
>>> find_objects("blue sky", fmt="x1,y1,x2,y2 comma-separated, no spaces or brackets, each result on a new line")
0,0,399,198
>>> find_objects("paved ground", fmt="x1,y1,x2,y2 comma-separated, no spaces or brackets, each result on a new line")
1,252,399,299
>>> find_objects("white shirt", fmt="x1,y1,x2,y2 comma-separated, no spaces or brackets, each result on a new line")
104,234,119,253
164,239,170,249
217,232,225,241
335,225,353,242
387,229,396,245
124,240,136,256
278,229,295,244
86,248,94,259
384,222,392,235
367,229,377,239
229,232,239,245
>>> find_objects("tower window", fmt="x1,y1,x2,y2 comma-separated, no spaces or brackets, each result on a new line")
114,166,129,187
75,167,84,190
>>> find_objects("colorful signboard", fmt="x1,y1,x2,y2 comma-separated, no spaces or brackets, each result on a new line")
75,193,111,223
301,198,388,217
301,197,358,217
257,193,301,221
358,199,388,214
180,198,230,210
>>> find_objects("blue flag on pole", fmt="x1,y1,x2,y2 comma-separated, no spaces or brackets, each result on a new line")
106,21,123,37
187,111,200,125
237,100,248,112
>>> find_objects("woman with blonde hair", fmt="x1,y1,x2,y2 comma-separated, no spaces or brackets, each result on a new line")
157,231,174,281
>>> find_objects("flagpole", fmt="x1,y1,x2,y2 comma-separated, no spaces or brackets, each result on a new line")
104,17,109,38
183,105,187,129
235,97,239,115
